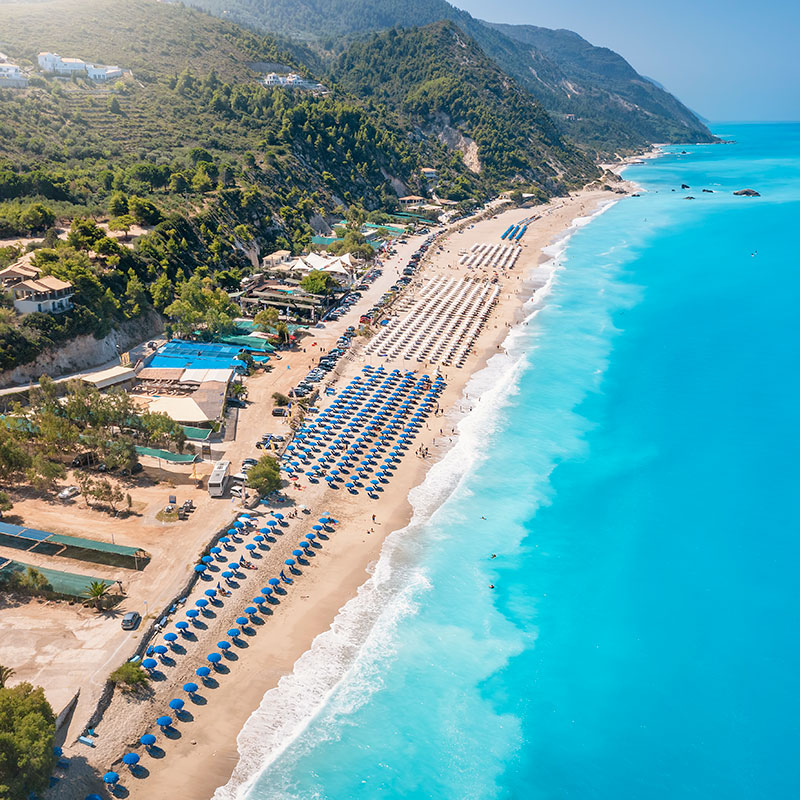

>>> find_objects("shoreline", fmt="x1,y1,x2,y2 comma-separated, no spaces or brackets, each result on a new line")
50,181,637,800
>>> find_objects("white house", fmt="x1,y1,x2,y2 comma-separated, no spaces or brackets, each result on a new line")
38,52,87,75
12,276,74,315
86,64,123,82
0,62,28,87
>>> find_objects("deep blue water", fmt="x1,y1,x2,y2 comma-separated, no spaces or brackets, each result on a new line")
225,123,800,800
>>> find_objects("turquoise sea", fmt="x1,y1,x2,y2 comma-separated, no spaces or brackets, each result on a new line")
216,123,800,800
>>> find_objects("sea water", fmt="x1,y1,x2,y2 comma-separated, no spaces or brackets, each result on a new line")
218,123,800,800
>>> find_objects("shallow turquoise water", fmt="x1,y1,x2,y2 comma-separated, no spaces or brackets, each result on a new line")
226,123,800,800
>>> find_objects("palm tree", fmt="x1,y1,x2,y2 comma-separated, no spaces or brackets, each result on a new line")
0,664,15,688
84,580,111,610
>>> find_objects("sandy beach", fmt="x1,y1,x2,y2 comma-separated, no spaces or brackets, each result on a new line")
46,181,634,800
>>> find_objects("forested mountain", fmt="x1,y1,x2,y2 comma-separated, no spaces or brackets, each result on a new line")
334,23,594,193
0,0,591,372
189,0,716,154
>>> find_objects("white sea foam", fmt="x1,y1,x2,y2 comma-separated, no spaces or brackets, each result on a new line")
211,197,623,800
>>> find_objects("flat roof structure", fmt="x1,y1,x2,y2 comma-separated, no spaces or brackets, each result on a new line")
81,365,136,390
0,521,147,569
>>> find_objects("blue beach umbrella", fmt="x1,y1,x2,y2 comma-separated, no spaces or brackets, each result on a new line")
244,606,257,615
186,609,199,619
236,616,248,625
228,562,239,570
254,535,265,542
201,555,213,564
222,571,233,579
195,666,211,678
210,546,222,554
140,734,156,747
268,578,280,587
156,716,172,728
219,536,230,544
168,698,185,711
284,558,295,566
122,752,139,767
217,640,231,651
293,549,303,557
194,564,206,573
153,645,168,655
204,589,217,598
163,632,178,643
227,628,241,638
142,658,157,671
207,653,222,664
176,621,189,631
195,598,208,608
103,771,120,785
305,533,316,540
183,682,199,694
260,586,273,596
233,521,244,529
245,543,256,551
252,596,265,605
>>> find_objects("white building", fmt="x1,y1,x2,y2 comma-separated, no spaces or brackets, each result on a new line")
264,72,325,92
86,64,123,82
38,52,87,75
12,276,74,315
0,61,28,87
38,52,123,81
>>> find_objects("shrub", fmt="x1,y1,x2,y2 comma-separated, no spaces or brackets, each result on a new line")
109,661,149,692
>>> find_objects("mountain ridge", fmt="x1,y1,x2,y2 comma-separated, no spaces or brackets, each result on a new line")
187,0,716,154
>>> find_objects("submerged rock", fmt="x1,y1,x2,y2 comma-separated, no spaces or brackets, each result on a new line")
702,188,714,193
681,183,691,189
684,196,695,200
733,188,760,197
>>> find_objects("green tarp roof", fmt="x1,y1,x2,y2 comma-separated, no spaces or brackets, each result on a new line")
182,425,212,440
0,521,144,557
135,446,198,463
47,534,143,557
0,559,105,598
219,335,275,352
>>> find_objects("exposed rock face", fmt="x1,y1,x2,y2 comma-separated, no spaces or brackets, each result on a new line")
733,189,760,197
0,310,163,389
681,183,690,189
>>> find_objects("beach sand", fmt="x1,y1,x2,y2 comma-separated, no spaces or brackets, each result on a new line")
49,183,633,800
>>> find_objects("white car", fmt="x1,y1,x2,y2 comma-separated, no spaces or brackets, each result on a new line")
230,486,243,497
58,486,80,501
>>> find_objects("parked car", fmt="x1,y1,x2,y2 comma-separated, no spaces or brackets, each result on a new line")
58,486,80,501
121,463,143,477
121,611,141,630
242,458,258,466
272,407,288,416
230,486,243,497
227,397,246,408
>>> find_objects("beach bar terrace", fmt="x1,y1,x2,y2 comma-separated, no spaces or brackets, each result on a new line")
0,522,148,570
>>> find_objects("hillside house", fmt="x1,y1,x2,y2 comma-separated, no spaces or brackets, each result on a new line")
38,52,87,75
86,63,123,82
11,276,74,314
0,61,28,87
38,52,123,81
0,262,39,288
399,195,426,208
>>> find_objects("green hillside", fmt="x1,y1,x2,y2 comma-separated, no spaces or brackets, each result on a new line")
189,0,716,154
0,0,598,373
334,22,595,193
